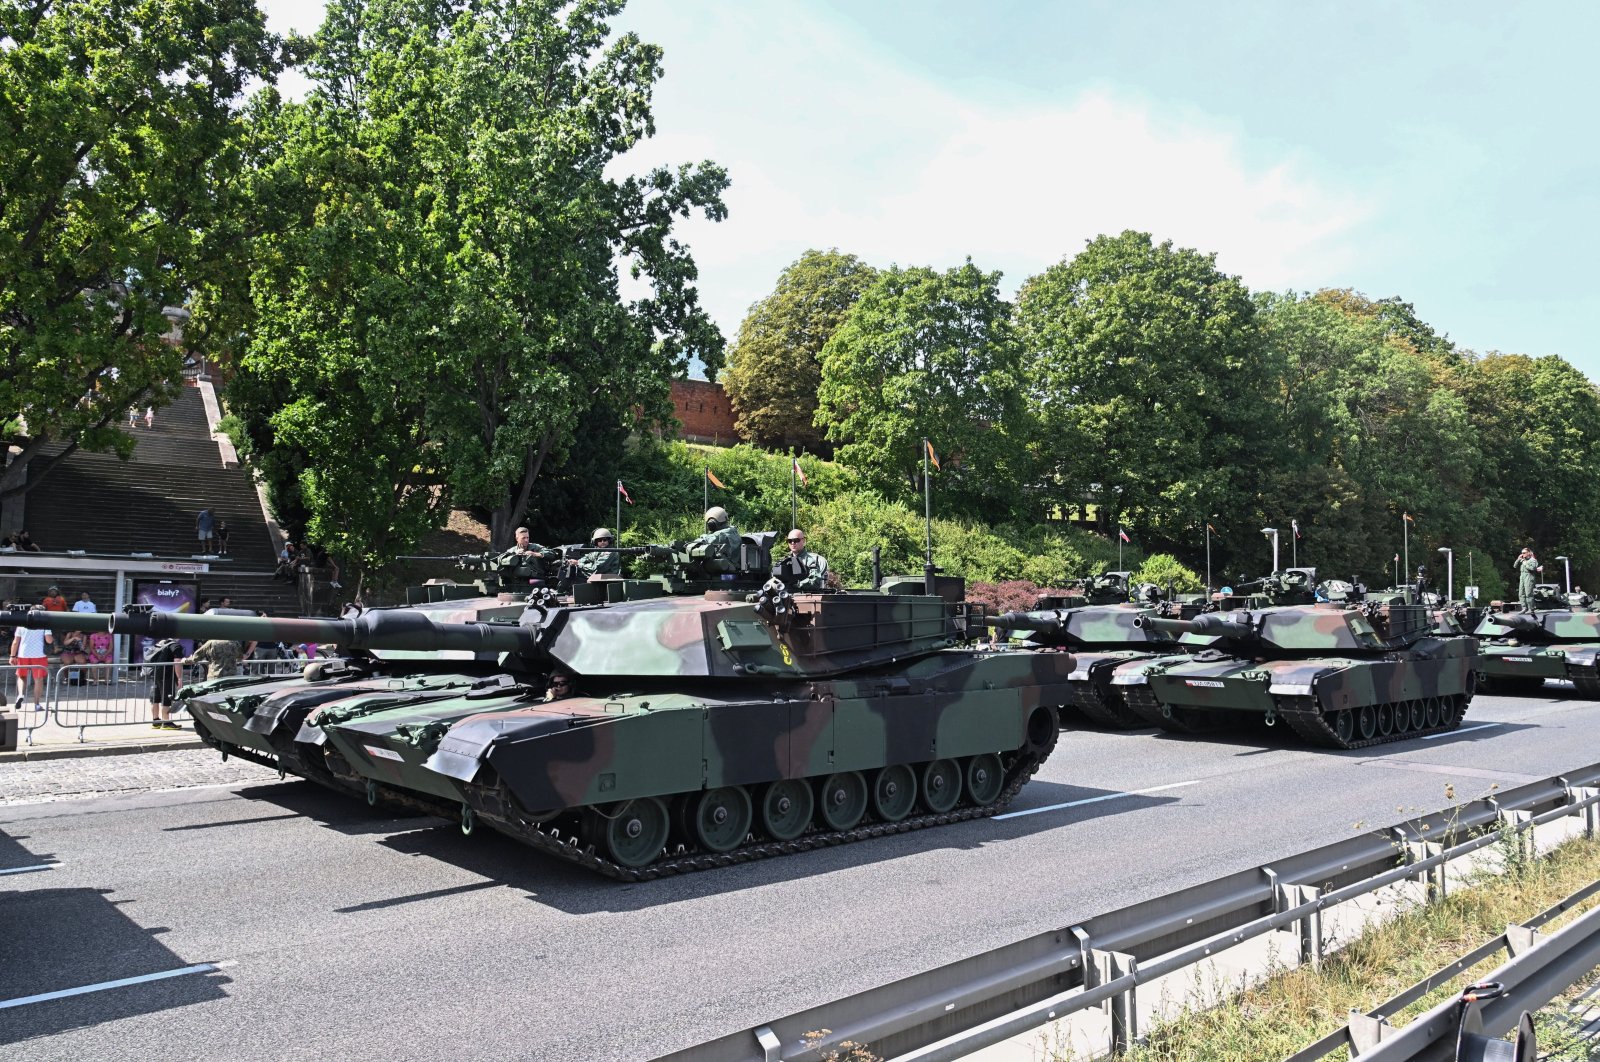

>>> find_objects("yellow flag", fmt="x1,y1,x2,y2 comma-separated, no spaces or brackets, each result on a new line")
1403,512,1414,523
706,467,725,489
924,440,941,470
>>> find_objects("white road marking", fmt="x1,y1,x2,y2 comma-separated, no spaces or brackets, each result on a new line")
1420,723,1503,741
0,864,55,876
0,962,228,1010
994,780,1201,820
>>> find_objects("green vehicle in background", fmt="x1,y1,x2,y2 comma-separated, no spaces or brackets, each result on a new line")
1109,582,1478,748
986,571,1198,729
1475,593,1600,696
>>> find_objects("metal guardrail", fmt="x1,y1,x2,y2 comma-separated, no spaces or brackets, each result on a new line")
1288,877,1600,1059
10,659,308,743
652,764,1600,1062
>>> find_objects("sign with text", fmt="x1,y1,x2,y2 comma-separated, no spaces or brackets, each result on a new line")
131,579,199,658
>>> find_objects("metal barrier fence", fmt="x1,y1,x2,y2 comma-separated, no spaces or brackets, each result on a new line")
653,764,1600,1062
17,658,308,744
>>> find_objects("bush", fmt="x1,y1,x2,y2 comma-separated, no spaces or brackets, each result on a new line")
1130,553,1203,593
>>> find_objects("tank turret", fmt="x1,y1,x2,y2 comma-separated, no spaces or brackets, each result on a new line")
1473,605,1600,697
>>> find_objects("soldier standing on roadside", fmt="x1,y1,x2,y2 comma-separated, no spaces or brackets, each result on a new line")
1515,547,1543,611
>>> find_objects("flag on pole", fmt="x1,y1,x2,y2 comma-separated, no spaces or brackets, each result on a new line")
1118,528,1131,543
792,457,807,486
1394,553,1400,562
1292,518,1301,539
1206,523,1216,533
924,440,940,470
706,467,725,490
1403,512,1414,523
617,480,632,505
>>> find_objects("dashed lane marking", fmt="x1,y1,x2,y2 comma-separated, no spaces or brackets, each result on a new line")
0,864,55,876
0,961,234,1010
994,780,1201,821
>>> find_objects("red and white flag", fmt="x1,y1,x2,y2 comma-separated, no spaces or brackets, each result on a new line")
1118,528,1130,543
792,457,807,486
617,480,632,505
1292,518,1301,539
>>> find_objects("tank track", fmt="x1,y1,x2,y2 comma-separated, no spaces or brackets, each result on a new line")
1073,683,1147,730
1273,693,1469,750
1121,687,1225,734
465,729,1060,882
1567,663,1600,699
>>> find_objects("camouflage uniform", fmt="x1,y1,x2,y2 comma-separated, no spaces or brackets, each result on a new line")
687,525,743,573
190,639,243,680
1516,554,1540,611
497,543,558,582
790,549,829,591
577,550,621,578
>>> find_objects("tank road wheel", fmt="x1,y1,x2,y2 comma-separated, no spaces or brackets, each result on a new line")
1356,705,1378,741
1331,710,1355,745
759,780,813,842
461,803,476,837
687,786,753,853
1407,700,1428,732
365,779,379,807
964,753,1005,807
594,797,670,869
1376,703,1396,737
870,765,918,823
920,759,962,814
1392,702,1412,735
1424,696,1443,729
817,772,867,831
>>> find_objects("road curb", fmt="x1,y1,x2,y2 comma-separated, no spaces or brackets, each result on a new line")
0,735,205,763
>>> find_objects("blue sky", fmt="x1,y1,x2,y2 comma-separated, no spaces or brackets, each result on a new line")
258,0,1600,378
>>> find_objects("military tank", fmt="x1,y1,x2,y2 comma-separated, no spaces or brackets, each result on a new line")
7,545,1068,879
986,572,1196,729
1474,597,1600,696
1113,587,1478,748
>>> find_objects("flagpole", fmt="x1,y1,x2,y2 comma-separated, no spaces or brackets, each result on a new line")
1403,515,1410,580
1291,523,1298,568
704,465,709,512
1118,531,1123,571
790,457,798,531
922,439,934,594
1205,525,1212,596
616,481,622,533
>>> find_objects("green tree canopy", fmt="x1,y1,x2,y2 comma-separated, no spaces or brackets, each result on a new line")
231,0,727,583
1014,231,1277,560
816,259,1031,520
0,0,286,509
722,249,876,452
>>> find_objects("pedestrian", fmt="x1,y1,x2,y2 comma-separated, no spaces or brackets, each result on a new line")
219,596,233,610
1515,547,1543,611
274,542,299,583
72,591,97,613
215,519,230,555
40,585,67,612
58,629,91,685
86,628,114,680
128,405,139,428
144,404,154,429
780,528,830,590
184,638,243,681
9,613,52,713
195,508,215,554
144,637,184,729
197,598,213,614
15,529,40,552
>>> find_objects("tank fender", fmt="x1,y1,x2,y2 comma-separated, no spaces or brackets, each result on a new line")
425,713,573,783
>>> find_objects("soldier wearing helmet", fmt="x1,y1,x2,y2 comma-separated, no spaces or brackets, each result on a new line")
576,528,621,578
687,506,742,573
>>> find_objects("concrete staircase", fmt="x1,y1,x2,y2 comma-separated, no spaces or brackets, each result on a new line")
12,385,301,615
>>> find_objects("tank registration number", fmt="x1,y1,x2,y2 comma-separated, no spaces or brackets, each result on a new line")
1185,680,1226,688
363,745,404,761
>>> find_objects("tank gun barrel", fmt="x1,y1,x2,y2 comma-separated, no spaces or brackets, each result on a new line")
2,607,113,634
987,610,1064,633
1489,610,1542,633
105,609,535,654
1134,612,1255,639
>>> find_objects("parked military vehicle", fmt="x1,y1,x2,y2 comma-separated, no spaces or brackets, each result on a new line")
8,544,1068,879
986,573,1197,729
1475,604,1600,697
1114,593,1478,748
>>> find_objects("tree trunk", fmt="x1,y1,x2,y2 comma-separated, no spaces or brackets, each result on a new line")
489,432,556,549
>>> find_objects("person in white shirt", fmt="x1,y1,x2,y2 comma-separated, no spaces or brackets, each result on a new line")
71,592,97,613
10,617,53,712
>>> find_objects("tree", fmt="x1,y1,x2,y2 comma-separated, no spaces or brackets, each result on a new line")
815,260,1031,520
231,0,728,582
0,0,286,512
1015,231,1277,558
722,249,876,451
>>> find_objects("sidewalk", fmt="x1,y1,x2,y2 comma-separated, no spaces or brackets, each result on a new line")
2,709,202,762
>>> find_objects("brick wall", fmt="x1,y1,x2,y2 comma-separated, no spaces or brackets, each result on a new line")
671,379,739,444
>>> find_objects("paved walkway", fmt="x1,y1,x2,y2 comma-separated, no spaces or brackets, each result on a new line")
0,746,256,805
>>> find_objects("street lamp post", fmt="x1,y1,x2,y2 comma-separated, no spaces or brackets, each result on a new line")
1437,546,1453,603
1556,555,1572,595
1260,527,1279,574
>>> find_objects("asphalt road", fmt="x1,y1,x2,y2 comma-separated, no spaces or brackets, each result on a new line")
2,689,1597,1061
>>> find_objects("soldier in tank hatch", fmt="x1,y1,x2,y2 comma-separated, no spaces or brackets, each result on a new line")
576,528,621,578
497,526,561,581
686,506,742,573
1515,547,1543,611
780,528,830,590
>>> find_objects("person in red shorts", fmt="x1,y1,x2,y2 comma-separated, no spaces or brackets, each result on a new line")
9,612,53,712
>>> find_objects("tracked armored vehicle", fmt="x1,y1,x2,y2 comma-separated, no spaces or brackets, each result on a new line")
1114,592,1478,748
986,573,1195,729
1475,604,1600,697
6,548,1067,879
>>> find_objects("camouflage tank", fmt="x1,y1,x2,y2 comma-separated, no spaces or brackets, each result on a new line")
6,544,1068,879
1114,591,1478,748
986,572,1196,729
1474,597,1600,696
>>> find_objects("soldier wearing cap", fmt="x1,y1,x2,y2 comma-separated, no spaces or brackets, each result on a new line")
783,529,830,590
687,506,742,573
1515,546,1543,611
576,528,621,578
